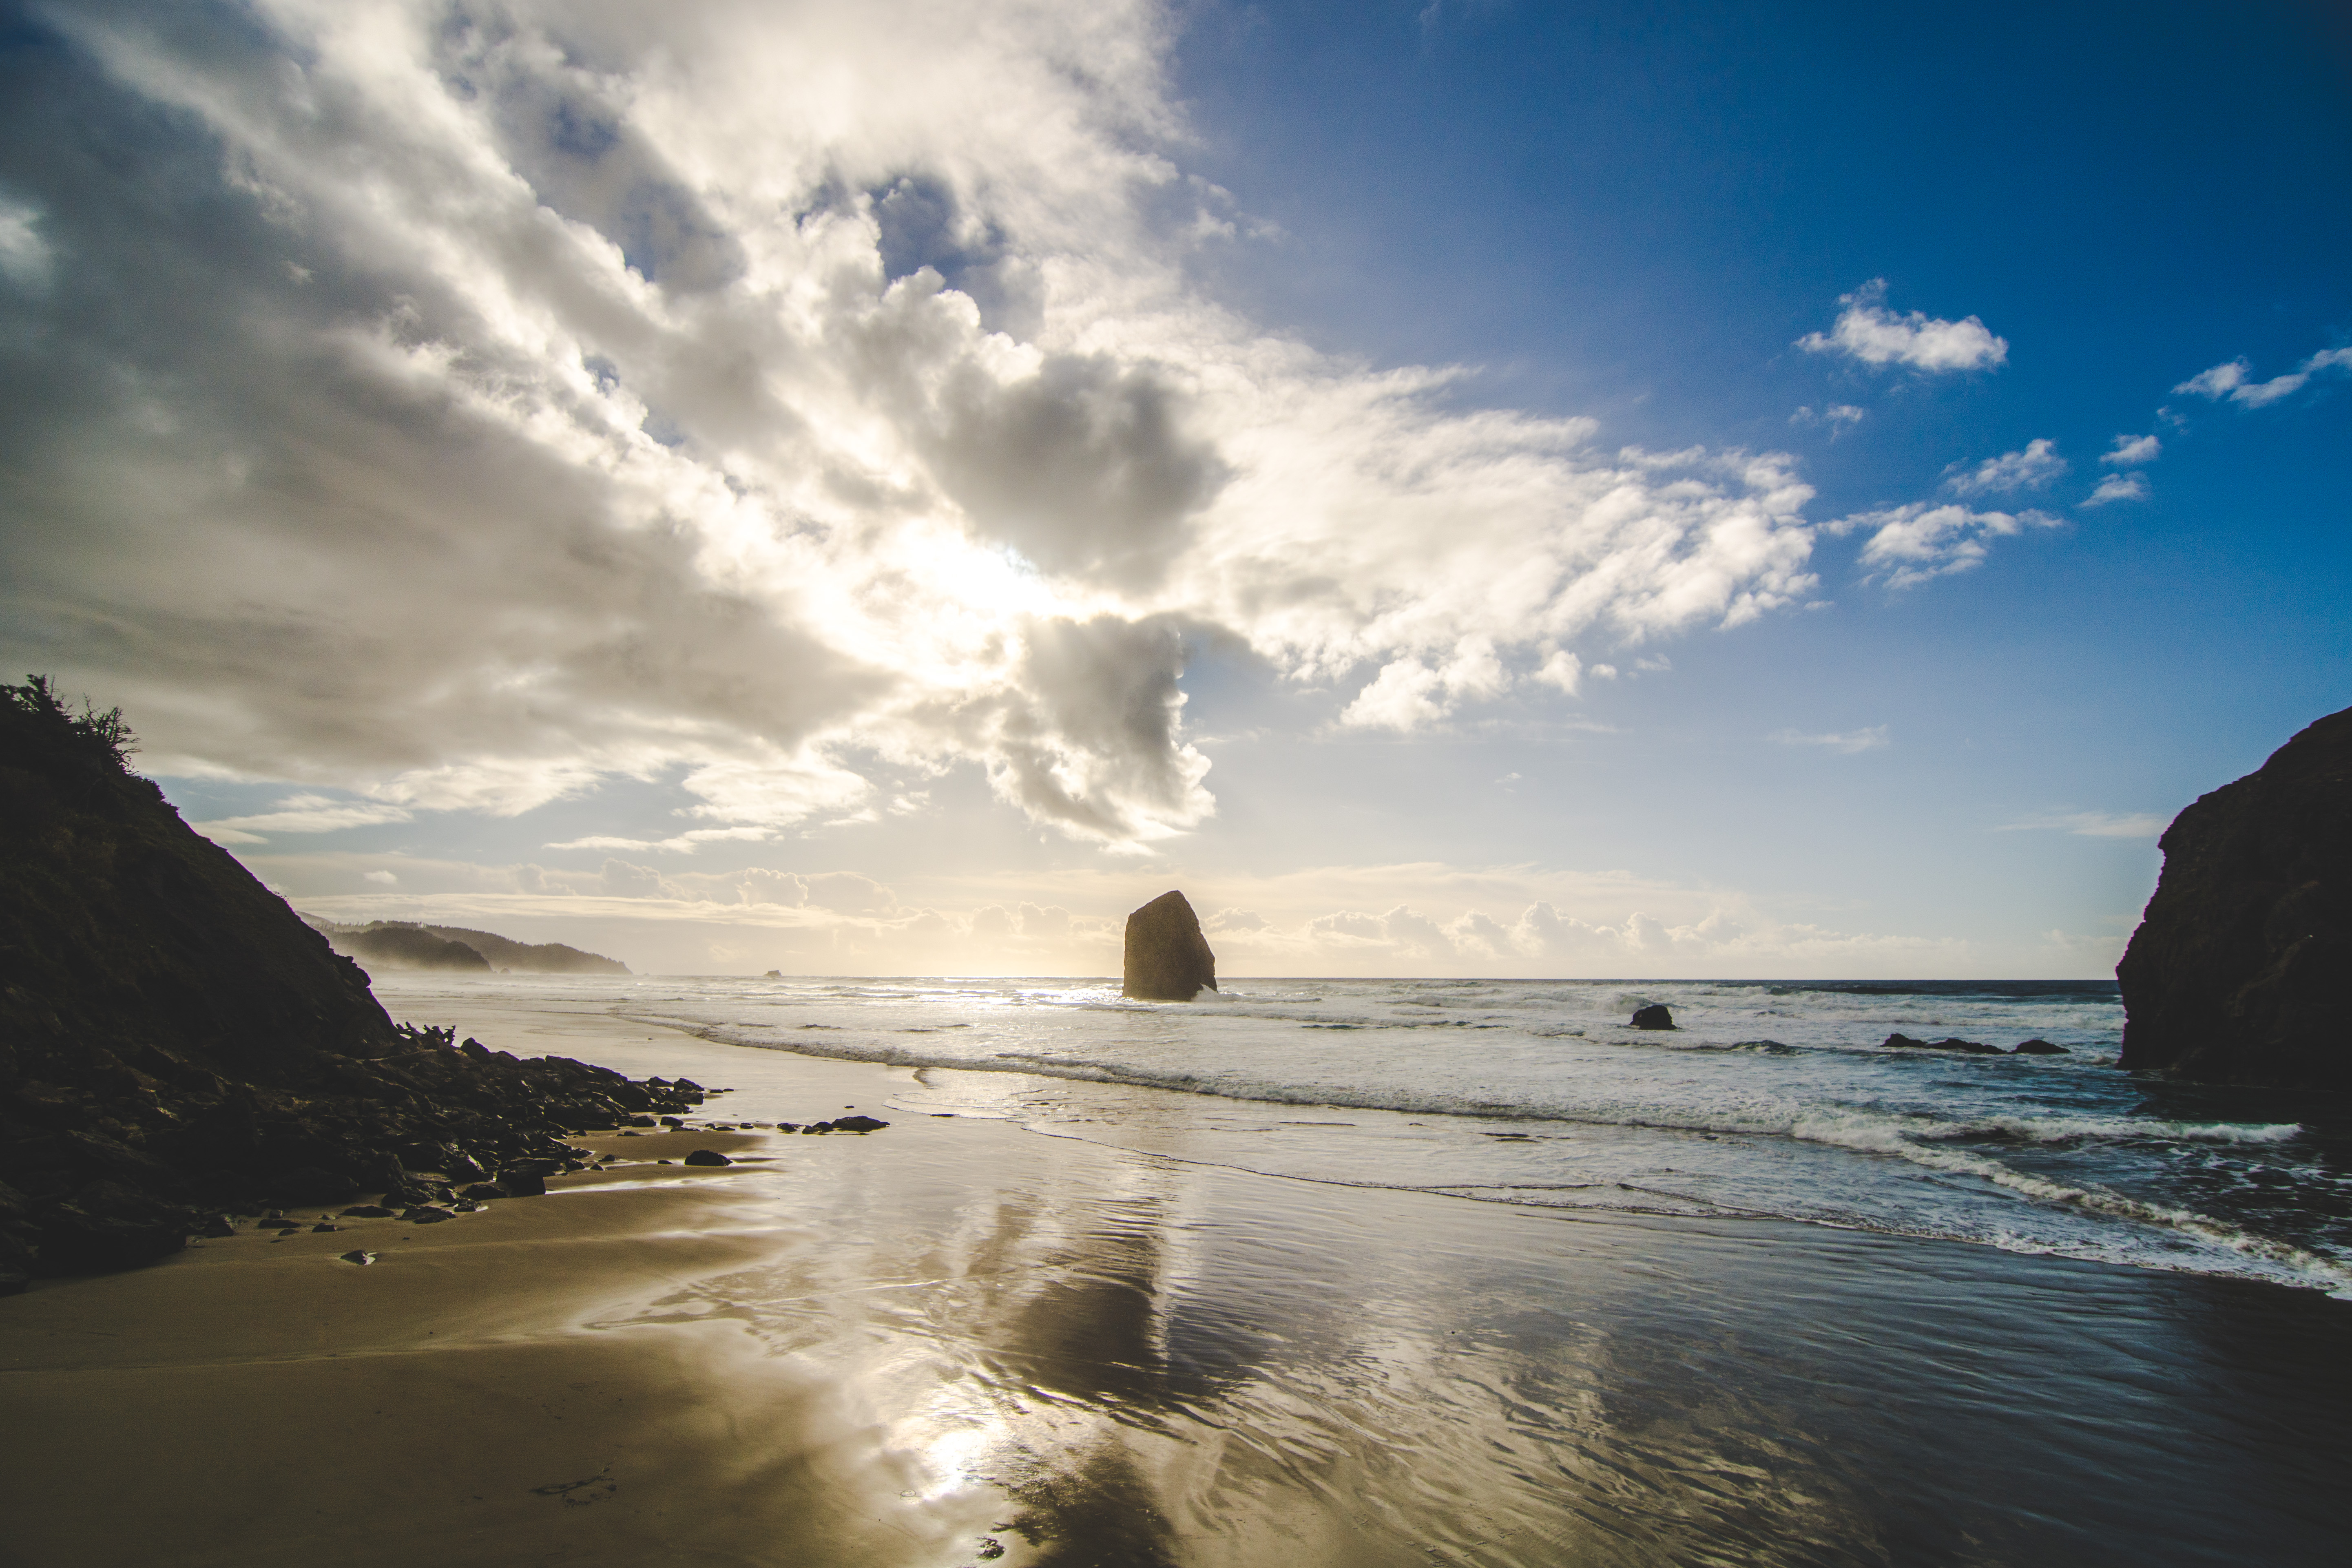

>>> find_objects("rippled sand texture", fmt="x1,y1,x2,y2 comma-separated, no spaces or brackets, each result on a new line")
3,1017,2347,1567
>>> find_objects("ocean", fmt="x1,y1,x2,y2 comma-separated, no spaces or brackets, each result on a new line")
358,971,2352,1565
394,972,2352,1299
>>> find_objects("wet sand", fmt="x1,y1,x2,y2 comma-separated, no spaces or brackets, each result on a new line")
2,999,2348,1567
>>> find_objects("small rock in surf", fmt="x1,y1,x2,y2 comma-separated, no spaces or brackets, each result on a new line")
1630,1004,1677,1030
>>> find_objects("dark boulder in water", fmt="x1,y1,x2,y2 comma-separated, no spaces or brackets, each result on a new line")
1122,891,1218,1002
2118,705,2352,1089
1630,1004,1677,1030
2011,1039,2069,1055
1882,1033,2002,1055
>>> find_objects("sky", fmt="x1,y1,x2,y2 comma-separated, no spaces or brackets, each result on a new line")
2,0,2346,978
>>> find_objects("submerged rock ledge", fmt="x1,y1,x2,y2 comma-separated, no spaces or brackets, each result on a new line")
0,679,705,1288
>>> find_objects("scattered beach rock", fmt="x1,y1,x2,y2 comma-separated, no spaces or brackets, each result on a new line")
401,1206,454,1224
834,1115,889,1133
2012,1039,2069,1055
198,1216,237,1238
310,1223,339,1232
337,1250,375,1265
2118,704,2352,1088
1881,1033,2003,1055
682,1150,732,1167
498,1172,548,1197
0,677,715,1280
459,1182,506,1202
626,1115,657,1128
339,1205,396,1219
1630,1004,1677,1031
1122,890,1218,1001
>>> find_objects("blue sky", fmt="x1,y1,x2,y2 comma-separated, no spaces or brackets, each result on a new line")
3,0,2345,975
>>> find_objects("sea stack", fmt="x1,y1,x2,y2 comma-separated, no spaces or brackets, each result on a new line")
1122,891,1218,1002
2116,704,2352,1088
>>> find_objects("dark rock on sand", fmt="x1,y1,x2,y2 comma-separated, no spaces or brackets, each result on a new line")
833,1115,889,1132
401,1206,454,1224
682,1149,732,1167
1630,1004,1677,1030
1882,1033,2003,1055
459,1183,506,1202
198,1216,237,1238
2118,705,2352,1089
339,1205,396,1219
1122,890,1218,1001
2012,1039,2069,1055
498,1172,549,1197
338,1250,374,1265
0,677,710,1280
310,1223,339,1232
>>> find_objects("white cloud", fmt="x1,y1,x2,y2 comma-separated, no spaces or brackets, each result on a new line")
1790,403,1866,435
1797,280,2007,373
1825,503,2061,589
363,869,398,885
2,0,1828,848
1997,811,2168,839
2080,472,2148,508
0,191,52,290
2100,433,2160,466
2173,346,2352,409
1943,438,2065,496
1768,725,1888,754
192,794,414,843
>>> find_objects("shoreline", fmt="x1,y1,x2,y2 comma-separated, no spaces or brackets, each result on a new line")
4,1003,2348,1566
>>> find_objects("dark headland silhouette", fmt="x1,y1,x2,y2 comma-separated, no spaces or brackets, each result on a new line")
0,679,702,1290
1122,891,1217,1001
305,917,628,975
2119,703,2352,1089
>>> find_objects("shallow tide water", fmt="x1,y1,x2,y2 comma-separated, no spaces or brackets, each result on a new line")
358,975,2352,1566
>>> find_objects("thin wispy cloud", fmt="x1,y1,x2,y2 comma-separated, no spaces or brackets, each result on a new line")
1944,439,2066,497
1769,725,1889,754
1996,810,2168,838
1791,403,1867,435
1797,279,2007,373
2101,433,2160,466
2173,347,2352,409
192,795,414,845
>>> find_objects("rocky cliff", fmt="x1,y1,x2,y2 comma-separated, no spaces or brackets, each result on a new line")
2117,705,2352,1088
0,679,701,1286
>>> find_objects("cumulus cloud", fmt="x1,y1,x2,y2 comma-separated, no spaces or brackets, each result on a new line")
2080,472,2148,508
1768,725,1888,754
2100,433,2160,467
1797,280,2007,373
1825,503,2060,589
2173,347,2352,409
1943,439,2065,497
2,0,1822,850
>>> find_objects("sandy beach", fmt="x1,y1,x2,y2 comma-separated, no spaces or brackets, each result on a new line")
3,995,2348,1568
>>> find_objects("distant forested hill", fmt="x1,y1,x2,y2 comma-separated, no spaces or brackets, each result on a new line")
307,918,628,975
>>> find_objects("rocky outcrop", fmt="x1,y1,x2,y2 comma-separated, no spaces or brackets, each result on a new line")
2117,706,2352,1088
1881,1033,2002,1055
1630,1004,1676,1030
0,679,705,1286
1122,891,1217,1002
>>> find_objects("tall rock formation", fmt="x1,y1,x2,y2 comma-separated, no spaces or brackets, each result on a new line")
2117,705,2352,1088
1122,891,1218,1002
